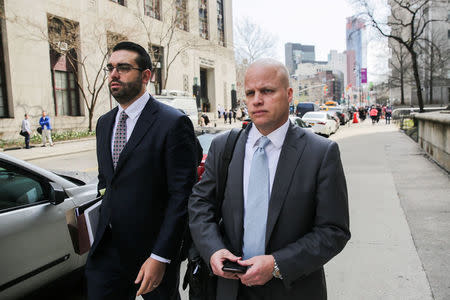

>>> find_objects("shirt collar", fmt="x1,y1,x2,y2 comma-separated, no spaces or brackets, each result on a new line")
117,93,150,121
248,118,290,149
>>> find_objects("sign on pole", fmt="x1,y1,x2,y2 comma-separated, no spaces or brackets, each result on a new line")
361,68,367,84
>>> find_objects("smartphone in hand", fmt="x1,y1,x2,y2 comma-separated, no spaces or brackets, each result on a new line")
222,260,247,274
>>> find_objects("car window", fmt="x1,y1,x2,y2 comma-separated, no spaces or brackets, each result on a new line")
0,163,48,212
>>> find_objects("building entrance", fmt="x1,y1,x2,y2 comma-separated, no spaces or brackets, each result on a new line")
200,68,210,112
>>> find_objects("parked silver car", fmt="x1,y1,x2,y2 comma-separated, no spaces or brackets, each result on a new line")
0,153,97,299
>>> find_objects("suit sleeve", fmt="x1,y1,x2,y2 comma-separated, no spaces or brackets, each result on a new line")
188,134,228,263
151,115,198,260
95,117,106,195
273,141,350,288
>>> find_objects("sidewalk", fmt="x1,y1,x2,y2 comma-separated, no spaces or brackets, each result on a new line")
327,120,449,300
2,138,97,162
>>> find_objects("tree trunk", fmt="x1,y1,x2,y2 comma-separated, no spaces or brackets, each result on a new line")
410,51,425,112
88,108,94,132
429,53,433,104
400,72,405,105
429,77,433,105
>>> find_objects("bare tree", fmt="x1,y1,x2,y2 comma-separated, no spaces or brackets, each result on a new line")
7,12,116,131
134,0,206,93
47,15,112,132
234,17,278,64
389,42,412,105
355,0,447,112
233,17,278,103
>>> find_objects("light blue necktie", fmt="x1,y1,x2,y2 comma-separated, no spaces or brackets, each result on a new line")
243,136,271,260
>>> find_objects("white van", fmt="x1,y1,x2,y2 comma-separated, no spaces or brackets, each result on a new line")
154,91,199,127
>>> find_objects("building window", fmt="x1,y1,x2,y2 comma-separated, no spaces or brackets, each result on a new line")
53,69,80,116
199,0,209,39
217,0,225,46
0,25,9,118
175,0,189,31
110,0,126,5
149,44,163,95
107,31,127,52
144,0,160,20
47,15,81,116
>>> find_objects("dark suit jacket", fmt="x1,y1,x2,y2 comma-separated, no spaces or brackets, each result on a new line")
90,95,197,280
189,123,350,300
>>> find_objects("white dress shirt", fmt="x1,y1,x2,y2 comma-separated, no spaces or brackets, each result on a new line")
110,93,170,264
111,93,149,155
243,119,290,206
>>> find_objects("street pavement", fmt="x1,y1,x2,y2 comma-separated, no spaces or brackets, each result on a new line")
3,118,449,299
327,119,449,300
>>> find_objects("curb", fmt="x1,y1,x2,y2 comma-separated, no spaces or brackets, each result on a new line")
24,147,97,162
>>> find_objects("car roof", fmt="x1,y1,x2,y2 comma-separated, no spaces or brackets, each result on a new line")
0,152,77,188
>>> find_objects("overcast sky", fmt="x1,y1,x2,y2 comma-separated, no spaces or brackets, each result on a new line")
232,0,389,83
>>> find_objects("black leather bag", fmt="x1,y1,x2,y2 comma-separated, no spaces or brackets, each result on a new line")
37,127,42,135
19,130,26,137
183,128,242,300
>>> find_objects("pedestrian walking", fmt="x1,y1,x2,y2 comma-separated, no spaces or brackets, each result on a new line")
217,104,222,119
189,58,350,300
232,109,237,123
228,108,232,124
39,111,54,146
20,113,32,149
224,109,228,123
385,106,392,124
85,41,197,300
369,107,378,125
376,106,382,123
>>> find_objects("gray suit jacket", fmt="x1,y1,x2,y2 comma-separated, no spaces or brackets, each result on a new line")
188,123,350,300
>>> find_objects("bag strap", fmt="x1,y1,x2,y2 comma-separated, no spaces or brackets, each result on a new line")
216,128,243,218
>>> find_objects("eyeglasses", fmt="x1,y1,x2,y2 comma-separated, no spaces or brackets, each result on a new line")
103,64,142,75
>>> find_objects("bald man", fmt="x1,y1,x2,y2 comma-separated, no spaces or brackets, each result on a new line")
189,59,350,300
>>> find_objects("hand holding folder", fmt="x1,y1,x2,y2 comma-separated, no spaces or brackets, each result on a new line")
65,196,103,255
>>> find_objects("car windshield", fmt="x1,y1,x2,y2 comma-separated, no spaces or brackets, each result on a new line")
303,112,326,119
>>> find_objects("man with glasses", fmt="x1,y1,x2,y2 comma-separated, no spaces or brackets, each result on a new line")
86,41,198,300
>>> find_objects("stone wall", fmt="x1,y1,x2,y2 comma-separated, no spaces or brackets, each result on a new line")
415,111,450,172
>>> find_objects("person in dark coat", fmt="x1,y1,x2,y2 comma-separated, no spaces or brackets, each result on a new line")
85,41,197,300
189,59,350,300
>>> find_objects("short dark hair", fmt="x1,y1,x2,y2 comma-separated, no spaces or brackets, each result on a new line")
112,41,152,71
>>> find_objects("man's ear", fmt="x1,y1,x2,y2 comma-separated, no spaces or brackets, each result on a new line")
287,87,293,103
142,69,152,84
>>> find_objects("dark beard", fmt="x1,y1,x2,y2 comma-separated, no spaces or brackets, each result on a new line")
109,75,142,105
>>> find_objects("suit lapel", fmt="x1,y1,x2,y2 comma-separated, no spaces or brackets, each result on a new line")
265,124,307,247
103,107,118,180
114,96,158,175
226,128,249,252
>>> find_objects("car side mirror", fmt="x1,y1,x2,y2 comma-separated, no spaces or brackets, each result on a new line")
49,182,67,205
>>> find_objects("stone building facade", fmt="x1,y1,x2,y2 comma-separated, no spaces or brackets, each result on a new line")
0,0,236,139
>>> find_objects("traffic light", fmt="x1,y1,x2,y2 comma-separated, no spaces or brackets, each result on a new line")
323,84,328,95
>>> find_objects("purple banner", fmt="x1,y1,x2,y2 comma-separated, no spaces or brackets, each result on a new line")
361,68,367,84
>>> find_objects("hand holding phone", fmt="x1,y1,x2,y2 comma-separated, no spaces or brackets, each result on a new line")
222,260,247,274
